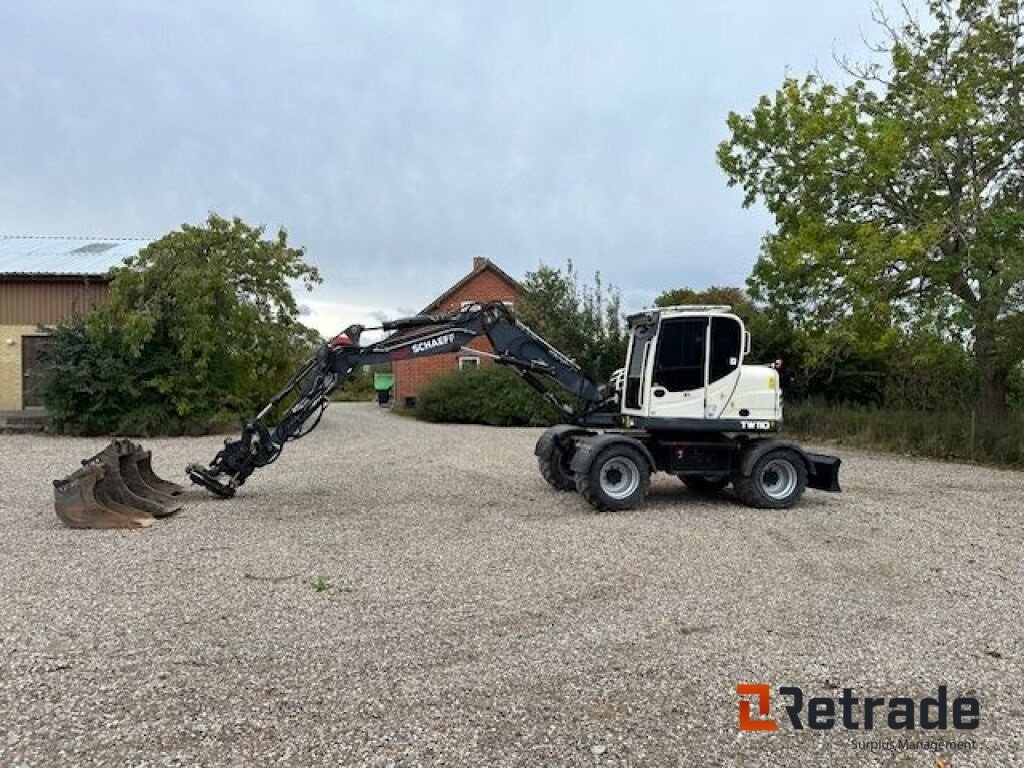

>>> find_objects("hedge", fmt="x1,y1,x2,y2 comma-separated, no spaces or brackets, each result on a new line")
783,399,1024,467
414,365,562,427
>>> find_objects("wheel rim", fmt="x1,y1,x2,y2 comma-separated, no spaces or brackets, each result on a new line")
760,459,798,500
600,457,640,500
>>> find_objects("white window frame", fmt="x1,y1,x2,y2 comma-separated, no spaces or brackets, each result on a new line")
458,356,481,370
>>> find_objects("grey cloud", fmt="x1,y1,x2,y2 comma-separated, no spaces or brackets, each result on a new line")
0,0,901,321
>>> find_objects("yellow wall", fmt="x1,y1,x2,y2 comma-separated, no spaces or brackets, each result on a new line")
0,325,41,410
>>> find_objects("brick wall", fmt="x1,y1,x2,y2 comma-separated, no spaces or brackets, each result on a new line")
394,264,521,406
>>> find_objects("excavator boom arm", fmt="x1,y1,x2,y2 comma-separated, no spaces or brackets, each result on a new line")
187,303,611,498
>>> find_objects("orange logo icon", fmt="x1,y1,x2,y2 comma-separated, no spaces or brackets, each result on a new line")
737,683,779,731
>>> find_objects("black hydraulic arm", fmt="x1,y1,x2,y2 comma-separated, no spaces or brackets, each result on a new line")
187,302,613,498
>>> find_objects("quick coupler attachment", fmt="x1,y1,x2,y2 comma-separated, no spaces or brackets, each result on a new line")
186,464,237,499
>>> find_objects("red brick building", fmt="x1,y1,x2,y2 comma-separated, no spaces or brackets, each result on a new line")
394,257,521,407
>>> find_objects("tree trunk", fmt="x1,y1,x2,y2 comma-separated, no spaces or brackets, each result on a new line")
973,322,1008,419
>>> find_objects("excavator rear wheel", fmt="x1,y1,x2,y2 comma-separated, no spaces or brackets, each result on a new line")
575,443,650,512
538,443,576,491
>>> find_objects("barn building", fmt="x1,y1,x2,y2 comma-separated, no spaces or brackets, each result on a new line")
0,236,150,416
393,257,522,407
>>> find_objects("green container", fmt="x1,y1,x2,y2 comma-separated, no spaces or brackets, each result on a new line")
373,372,395,392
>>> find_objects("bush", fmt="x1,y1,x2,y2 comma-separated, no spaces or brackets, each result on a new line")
42,214,320,435
783,399,1024,467
415,365,563,427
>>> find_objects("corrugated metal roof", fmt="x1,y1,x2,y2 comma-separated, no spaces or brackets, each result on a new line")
0,235,153,275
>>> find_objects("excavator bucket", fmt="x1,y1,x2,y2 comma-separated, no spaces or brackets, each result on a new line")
83,441,183,518
53,464,155,529
127,443,185,497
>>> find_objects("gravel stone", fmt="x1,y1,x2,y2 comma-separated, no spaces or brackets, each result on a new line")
0,403,1021,766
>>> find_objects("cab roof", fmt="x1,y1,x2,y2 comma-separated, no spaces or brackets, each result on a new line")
627,305,735,326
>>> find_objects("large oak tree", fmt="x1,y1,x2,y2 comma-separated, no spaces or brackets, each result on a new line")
718,0,1023,413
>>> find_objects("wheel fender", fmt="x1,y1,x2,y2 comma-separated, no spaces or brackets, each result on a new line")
738,439,811,478
569,434,656,475
533,425,595,460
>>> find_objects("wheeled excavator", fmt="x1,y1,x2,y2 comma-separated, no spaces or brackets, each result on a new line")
186,302,840,511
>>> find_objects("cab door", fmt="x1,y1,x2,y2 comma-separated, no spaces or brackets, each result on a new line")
620,320,656,416
704,316,744,419
646,317,707,420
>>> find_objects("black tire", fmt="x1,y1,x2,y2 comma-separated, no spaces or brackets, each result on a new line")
538,443,576,491
733,448,808,509
575,443,650,512
681,474,731,494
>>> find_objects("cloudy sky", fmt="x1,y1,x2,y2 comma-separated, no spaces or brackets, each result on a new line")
2,1,897,334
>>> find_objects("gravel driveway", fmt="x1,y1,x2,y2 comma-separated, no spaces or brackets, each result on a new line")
1,403,1021,767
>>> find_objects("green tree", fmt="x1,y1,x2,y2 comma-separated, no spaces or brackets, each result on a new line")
654,285,758,324
718,0,1023,415
654,285,899,404
44,214,321,434
517,261,626,381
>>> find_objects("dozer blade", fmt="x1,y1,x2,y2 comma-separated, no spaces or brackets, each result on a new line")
83,442,182,518
54,465,155,529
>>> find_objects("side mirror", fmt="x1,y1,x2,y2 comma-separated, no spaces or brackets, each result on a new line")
743,330,751,356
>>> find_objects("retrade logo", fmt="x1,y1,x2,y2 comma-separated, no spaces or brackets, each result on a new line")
736,684,980,732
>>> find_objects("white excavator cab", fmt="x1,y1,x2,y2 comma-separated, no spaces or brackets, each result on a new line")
619,306,781,428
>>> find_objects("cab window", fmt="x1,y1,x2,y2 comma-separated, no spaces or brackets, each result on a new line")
654,318,707,392
624,331,649,409
709,317,742,382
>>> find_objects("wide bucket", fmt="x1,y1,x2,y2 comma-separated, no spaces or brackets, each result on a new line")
53,465,154,529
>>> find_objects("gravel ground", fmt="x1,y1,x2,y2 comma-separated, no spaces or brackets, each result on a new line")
0,403,1021,767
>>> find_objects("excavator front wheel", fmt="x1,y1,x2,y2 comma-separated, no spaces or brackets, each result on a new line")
575,444,651,512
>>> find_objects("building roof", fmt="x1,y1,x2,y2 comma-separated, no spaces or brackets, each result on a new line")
421,257,522,313
0,235,153,278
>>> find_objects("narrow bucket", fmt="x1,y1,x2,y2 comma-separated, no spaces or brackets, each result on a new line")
118,451,183,514
130,445,185,497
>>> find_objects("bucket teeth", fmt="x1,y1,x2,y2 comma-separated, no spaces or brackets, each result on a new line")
54,465,155,529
